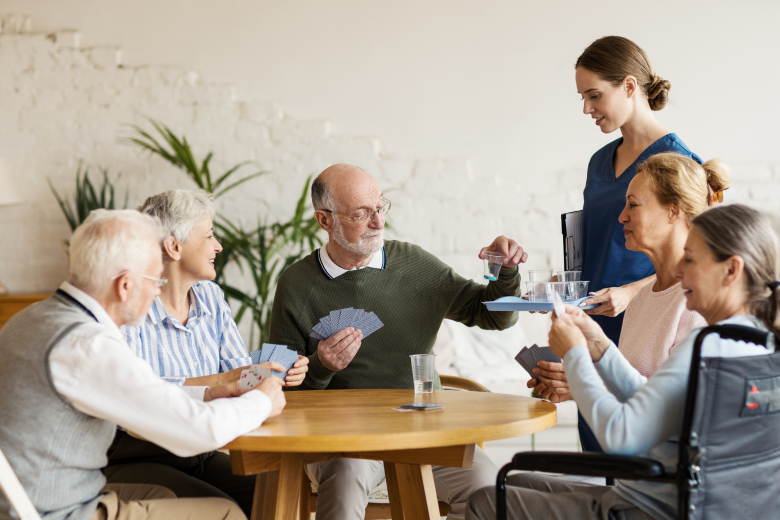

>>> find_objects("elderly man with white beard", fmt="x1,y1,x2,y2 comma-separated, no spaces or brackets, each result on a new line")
268,163,527,520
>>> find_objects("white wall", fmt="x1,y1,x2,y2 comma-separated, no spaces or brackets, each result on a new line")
1,1,779,346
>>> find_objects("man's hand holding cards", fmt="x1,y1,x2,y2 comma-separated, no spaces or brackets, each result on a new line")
309,308,385,372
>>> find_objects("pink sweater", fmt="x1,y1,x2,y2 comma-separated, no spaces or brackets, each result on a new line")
618,282,707,378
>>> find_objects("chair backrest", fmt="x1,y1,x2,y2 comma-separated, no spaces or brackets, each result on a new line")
681,324,779,520
0,446,41,520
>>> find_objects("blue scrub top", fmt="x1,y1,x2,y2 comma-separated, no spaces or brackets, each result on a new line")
581,133,701,344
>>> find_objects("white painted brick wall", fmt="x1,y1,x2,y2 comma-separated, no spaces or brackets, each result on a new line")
2,16,779,459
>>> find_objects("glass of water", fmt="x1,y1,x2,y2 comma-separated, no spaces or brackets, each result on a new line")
410,354,435,394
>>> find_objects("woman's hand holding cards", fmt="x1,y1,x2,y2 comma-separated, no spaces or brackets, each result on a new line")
527,361,572,403
283,355,309,387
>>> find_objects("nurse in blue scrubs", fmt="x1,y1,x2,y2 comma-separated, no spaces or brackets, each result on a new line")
575,36,701,451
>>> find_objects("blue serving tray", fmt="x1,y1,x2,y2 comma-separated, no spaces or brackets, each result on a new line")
483,296,599,312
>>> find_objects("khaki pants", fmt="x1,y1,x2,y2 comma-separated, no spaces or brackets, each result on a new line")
91,483,246,520
307,446,497,520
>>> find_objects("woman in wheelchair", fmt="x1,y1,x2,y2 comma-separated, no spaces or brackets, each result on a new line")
467,204,780,520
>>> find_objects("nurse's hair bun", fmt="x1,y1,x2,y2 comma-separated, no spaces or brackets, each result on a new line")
646,75,671,111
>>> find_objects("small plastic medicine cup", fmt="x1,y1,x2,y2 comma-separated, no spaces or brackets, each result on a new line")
410,354,436,395
483,252,505,281
544,282,569,302
527,270,553,282
556,271,582,282
525,281,548,302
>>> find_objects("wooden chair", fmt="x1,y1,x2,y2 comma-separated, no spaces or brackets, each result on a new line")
299,375,490,520
0,446,42,520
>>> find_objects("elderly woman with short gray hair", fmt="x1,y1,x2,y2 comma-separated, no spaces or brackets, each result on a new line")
104,189,308,517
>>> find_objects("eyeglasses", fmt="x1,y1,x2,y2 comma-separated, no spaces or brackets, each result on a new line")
320,198,391,225
111,271,168,288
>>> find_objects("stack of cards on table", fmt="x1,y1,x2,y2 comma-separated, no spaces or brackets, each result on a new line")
309,307,384,341
515,344,561,383
243,343,299,387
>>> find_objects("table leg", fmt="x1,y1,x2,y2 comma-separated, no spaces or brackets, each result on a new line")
299,470,313,520
383,461,405,520
251,470,279,520
274,453,305,520
394,463,440,520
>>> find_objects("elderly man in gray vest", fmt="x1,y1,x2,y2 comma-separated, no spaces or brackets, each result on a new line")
0,210,285,520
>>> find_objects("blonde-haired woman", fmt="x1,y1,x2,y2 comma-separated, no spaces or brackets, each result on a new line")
532,152,730,396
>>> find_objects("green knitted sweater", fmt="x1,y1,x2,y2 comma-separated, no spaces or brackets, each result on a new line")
268,240,520,390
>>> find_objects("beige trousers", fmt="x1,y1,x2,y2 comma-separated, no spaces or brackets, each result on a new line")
91,483,246,520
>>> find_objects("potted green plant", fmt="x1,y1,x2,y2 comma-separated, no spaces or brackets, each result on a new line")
49,164,129,252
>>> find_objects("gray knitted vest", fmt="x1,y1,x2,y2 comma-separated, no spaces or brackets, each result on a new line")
0,290,116,520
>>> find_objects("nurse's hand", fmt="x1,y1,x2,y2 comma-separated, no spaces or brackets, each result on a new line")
582,286,633,316
582,276,655,316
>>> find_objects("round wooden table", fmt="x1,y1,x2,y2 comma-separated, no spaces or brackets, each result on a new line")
225,389,556,520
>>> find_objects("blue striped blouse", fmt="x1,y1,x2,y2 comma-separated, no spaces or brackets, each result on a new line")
122,281,252,384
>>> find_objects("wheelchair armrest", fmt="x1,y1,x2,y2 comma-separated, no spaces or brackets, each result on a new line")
506,451,674,482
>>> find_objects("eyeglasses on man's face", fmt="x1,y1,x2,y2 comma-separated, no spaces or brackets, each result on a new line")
110,271,168,288
321,198,391,225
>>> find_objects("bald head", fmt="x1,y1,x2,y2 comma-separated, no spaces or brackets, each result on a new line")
311,164,380,213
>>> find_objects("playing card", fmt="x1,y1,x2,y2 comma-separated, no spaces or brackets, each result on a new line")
337,307,356,331
309,308,384,340
239,365,272,390
514,344,560,383
250,349,262,365
552,291,565,320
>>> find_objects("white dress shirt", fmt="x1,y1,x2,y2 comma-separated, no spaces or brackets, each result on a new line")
48,282,272,457
317,242,385,279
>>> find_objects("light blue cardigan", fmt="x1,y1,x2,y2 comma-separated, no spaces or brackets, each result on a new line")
564,314,769,520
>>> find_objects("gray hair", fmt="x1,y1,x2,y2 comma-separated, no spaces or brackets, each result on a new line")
311,176,336,211
69,209,165,296
691,204,780,336
139,188,215,244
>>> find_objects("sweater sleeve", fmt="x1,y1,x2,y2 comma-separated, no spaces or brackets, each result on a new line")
268,264,336,390
397,242,520,330
444,264,521,330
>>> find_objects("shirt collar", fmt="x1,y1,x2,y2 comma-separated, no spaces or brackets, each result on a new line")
147,285,212,326
58,282,121,331
316,242,386,280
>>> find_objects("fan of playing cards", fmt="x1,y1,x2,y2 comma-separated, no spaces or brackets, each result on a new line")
309,307,384,341
241,344,299,389
514,344,562,383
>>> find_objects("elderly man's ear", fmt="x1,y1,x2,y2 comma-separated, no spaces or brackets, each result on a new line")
112,273,135,303
314,211,334,234
163,236,182,262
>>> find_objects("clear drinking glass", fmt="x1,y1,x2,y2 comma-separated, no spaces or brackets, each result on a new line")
410,354,435,394
556,271,582,282
525,281,548,302
483,252,505,281
527,270,553,282
544,281,569,302
572,281,590,300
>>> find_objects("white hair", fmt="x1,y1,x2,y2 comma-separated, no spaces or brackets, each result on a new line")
139,189,215,244
68,209,165,296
